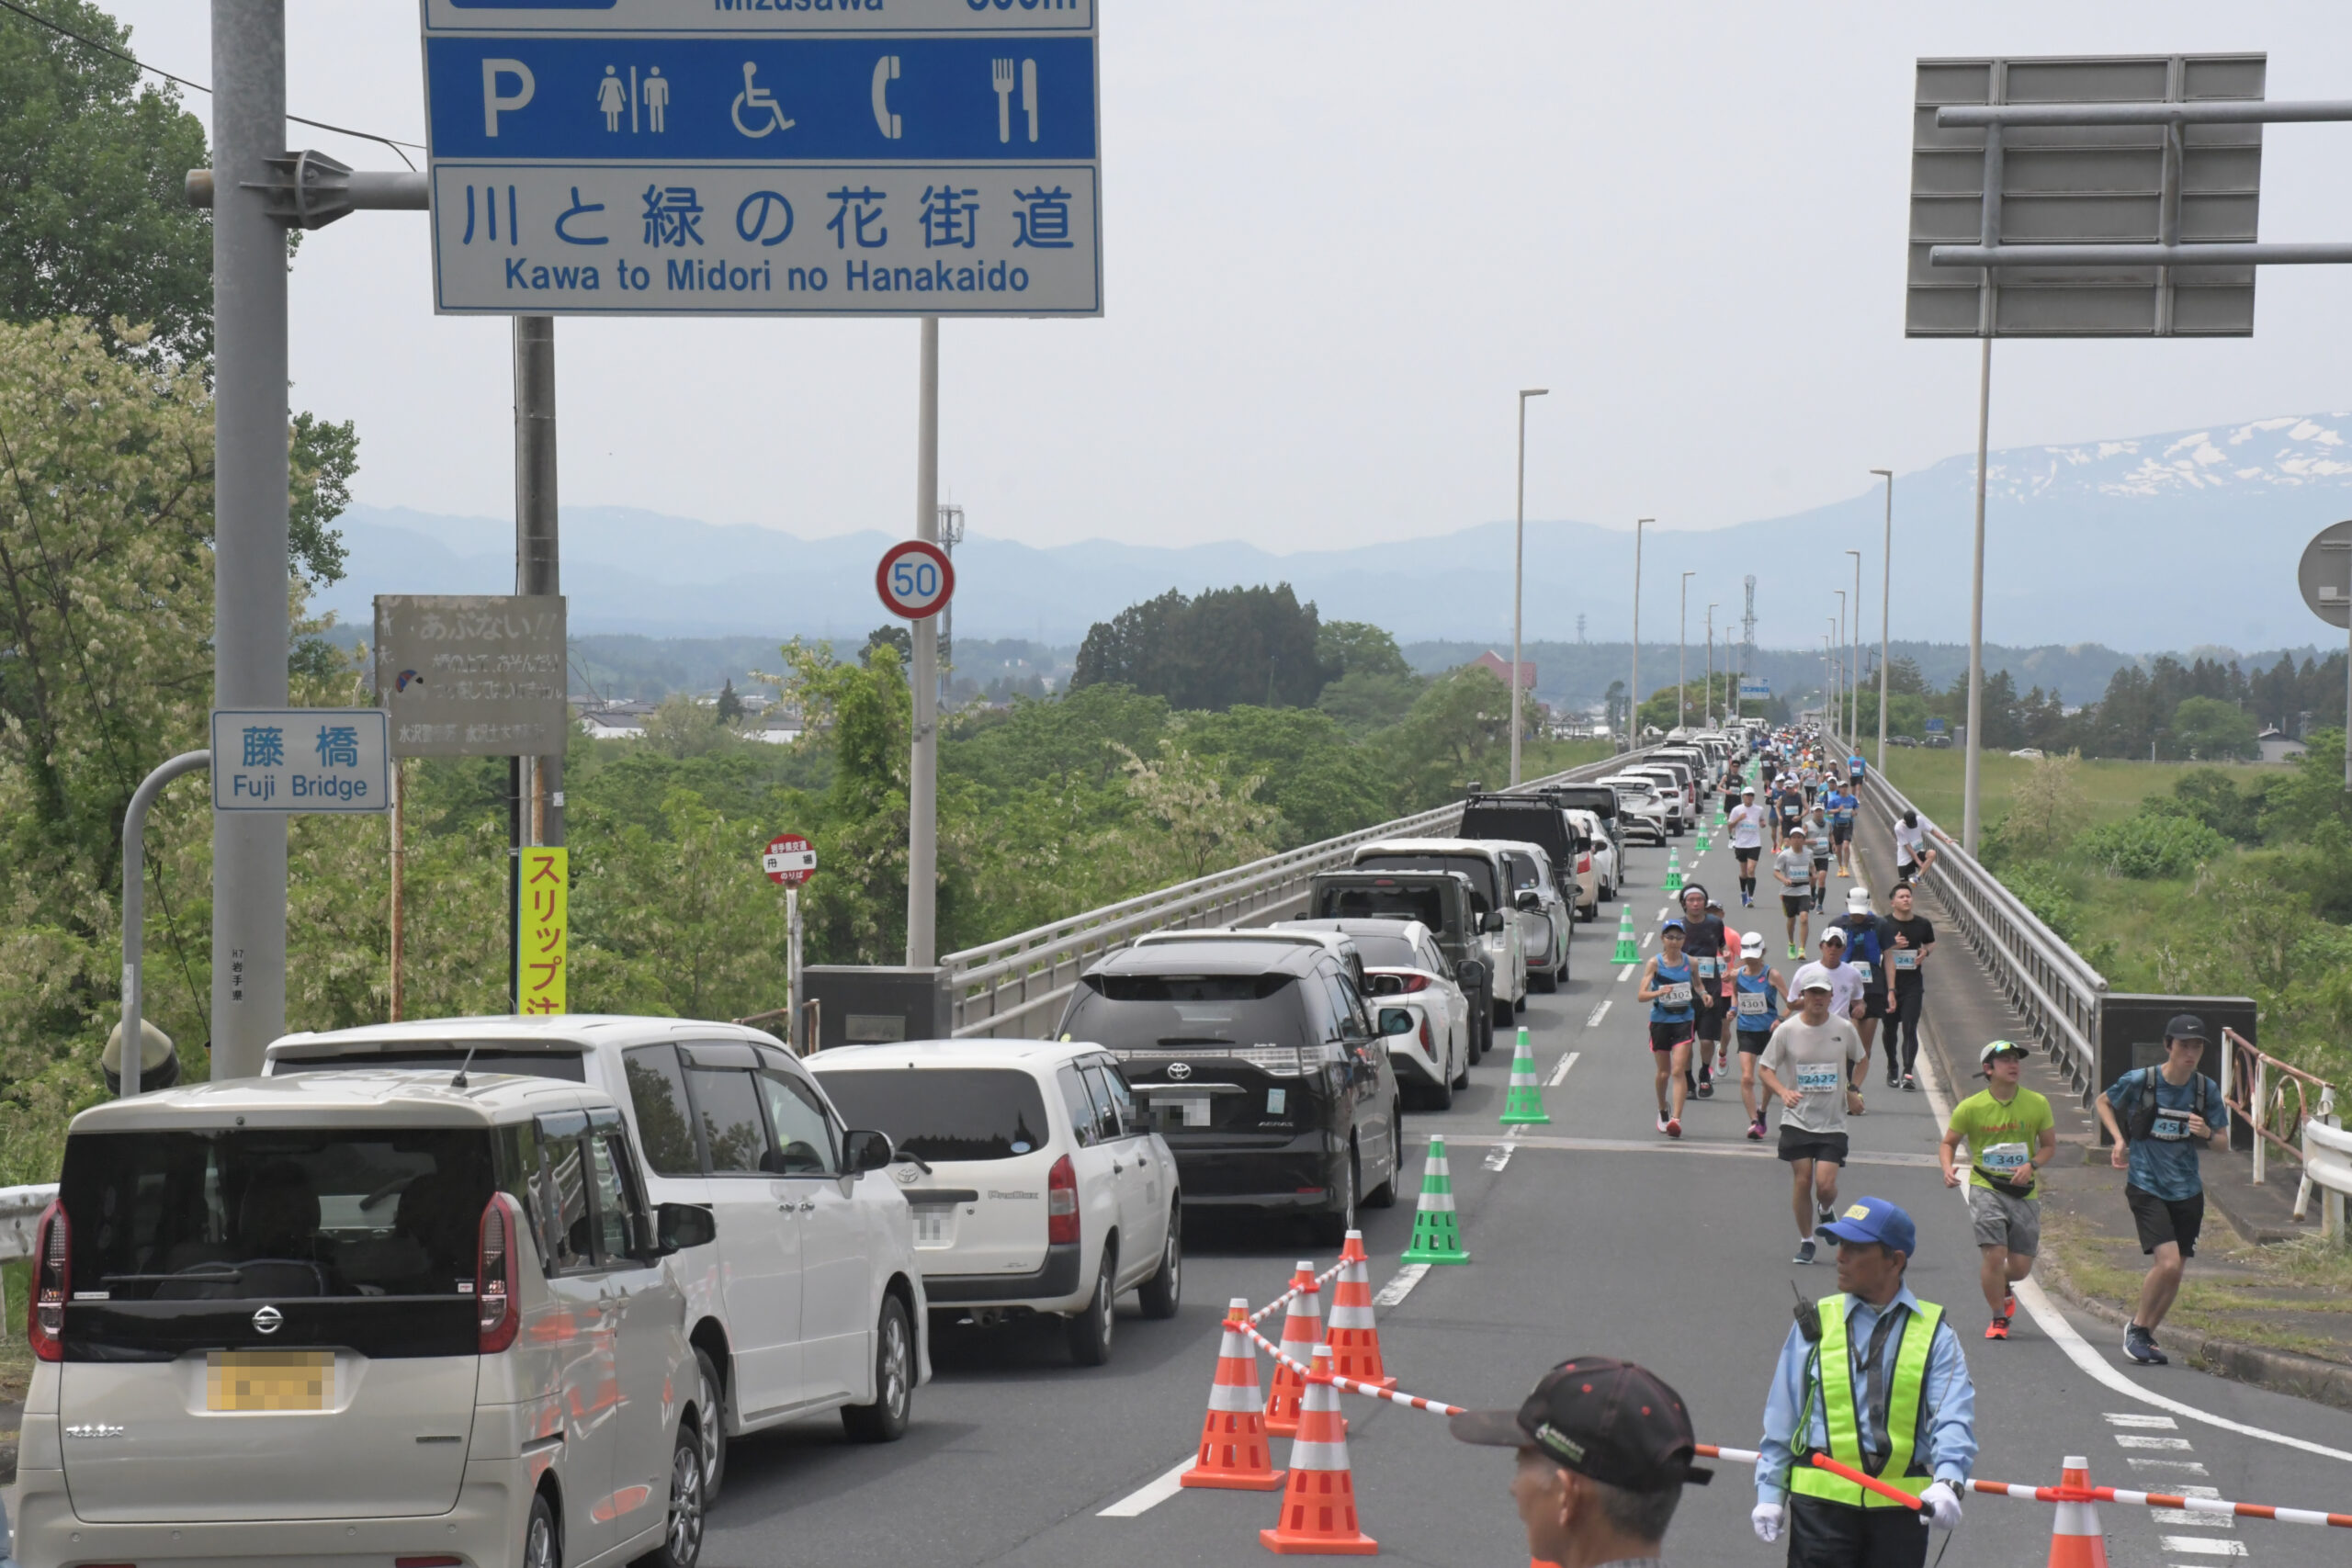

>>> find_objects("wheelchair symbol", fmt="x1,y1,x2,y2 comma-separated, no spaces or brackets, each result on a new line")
731,62,796,138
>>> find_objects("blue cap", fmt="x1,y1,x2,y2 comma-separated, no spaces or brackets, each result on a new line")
1817,1196,1917,1257
1660,917,1686,933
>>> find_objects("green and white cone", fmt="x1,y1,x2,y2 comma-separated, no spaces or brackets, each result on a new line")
1498,1026,1552,1125
1399,1136,1470,1264
1611,906,1639,963
1693,826,1711,855
1662,849,1684,893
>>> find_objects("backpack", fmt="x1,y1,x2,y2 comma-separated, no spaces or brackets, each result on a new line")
2123,1066,2211,1144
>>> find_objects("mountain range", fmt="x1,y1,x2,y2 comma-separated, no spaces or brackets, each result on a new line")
315,412,2352,657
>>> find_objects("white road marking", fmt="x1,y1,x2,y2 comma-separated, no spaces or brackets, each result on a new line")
1618,964,1637,983
2116,1434,2197,1450
1439,1134,1936,1169
1549,1051,1581,1087
1641,932,1654,951
2107,1413,2179,1428
2153,1509,2231,1528
1917,1014,2352,1466
2128,1458,2211,1475
1586,999,1612,1029
1374,1263,1430,1310
2159,1538,2246,1556
1484,1126,1526,1172
1098,1458,1195,1517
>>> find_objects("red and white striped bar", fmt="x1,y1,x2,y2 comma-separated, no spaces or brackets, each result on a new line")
1696,1443,1761,1465
1249,1258,1351,1325
1970,1480,2352,1529
1241,1321,1465,1416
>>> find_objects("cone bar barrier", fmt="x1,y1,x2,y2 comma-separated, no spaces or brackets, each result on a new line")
1182,1299,1288,1492
1263,1264,1324,1436
1324,1231,1397,1391
1244,1319,1465,1416
2043,1455,2108,1568
1398,1137,1470,1264
1260,1346,1378,1556
1611,907,1640,963
1250,1257,1351,1326
1498,1027,1552,1126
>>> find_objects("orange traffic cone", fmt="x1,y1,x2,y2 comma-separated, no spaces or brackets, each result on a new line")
1325,1231,1396,1391
1261,1346,1377,1556
1263,1263,1323,1437
1182,1299,1287,1492
2046,1454,2110,1568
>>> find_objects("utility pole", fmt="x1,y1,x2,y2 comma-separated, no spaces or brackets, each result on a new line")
209,0,290,1077
1511,388,1548,785
908,318,941,967
1631,519,1651,747
1845,548,1863,747
938,502,966,711
1678,571,1694,731
1871,469,1893,775
1706,604,1717,729
1832,595,1846,744
1964,338,1992,853
512,316,560,1010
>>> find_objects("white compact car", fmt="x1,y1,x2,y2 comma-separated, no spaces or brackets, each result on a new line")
17,1069,721,1568
1564,807,1620,909
806,1040,1180,1368
1601,775,1676,841
1276,918,1472,1106
264,1017,929,1496
1490,841,1572,990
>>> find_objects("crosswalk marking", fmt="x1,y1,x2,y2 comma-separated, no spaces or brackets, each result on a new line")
2115,1434,2196,1450
2152,1509,2230,1528
2127,1458,2211,1475
2106,1413,2179,1429
2159,1538,2246,1556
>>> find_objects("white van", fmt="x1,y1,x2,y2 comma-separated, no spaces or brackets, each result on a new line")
807,1040,1180,1366
16,1069,718,1568
263,1017,928,1496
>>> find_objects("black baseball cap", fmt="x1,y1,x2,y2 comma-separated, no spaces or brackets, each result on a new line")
1450,1357,1713,1493
2165,1014,2211,1045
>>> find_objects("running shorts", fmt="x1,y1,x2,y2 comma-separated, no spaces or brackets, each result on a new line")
1735,846,1761,865
1969,1184,2041,1254
1736,1028,1774,1055
1648,1021,1694,1054
2126,1184,2205,1258
1777,1128,1849,1166
1781,893,1811,917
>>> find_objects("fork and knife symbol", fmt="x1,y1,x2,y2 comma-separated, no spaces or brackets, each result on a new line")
992,58,1039,143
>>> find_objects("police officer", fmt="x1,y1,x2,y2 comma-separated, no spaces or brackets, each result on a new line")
1753,1197,1974,1568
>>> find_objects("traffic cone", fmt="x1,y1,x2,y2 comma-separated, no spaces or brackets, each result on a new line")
1399,1138,1469,1264
1182,1299,1288,1492
1263,1264,1323,1436
1662,849,1683,892
1260,1346,1377,1556
1611,906,1639,963
2045,1455,2110,1568
1324,1232,1396,1391
1499,1027,1552,1126
1693,826,1711,855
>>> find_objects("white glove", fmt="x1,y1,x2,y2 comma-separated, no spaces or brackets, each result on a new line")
1751,1501,1785,1542
1921,1480,1962,1531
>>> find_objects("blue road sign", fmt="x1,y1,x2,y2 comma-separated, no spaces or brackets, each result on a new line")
424,0,1100,316
1738,680,1771,700
1926,716,1947,734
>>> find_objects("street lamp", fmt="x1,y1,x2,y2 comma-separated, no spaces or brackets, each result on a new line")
1510,388,1549,786
1870,469,1893,776
1632,519,1652,746
1706,603,1719,729
1679,571,1695,731
1832,593,1846,741
1844,547,1863,749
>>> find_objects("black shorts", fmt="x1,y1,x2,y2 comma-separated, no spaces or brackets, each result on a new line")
1810,857,1833,878
1736,1027,1774,1054
1648,1021,1694,1054
1860,990,1892,1021
1692,999,1727,1038
1778,1127,1849,1166
1782,894,1811,917
1735,846,1761,866
1831,822,1853,845
2126,1183,2206,1258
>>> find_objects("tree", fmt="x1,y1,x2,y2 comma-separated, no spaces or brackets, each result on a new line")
1111,740,1279,884
715,678,745,723
1070,583,1332,710
0,0,212,364
2168,695,2257,761
1317,620,1413,682
1995,751,2087,862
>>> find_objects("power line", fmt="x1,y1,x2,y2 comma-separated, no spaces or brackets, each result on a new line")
0,0,424,168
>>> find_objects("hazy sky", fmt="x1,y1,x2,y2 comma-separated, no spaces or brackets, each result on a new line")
105,2,2352,551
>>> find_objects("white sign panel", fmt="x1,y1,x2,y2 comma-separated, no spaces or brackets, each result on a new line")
212,709,391,813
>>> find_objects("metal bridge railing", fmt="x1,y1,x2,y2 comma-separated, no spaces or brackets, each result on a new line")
943,749,1655,1039
1857,769,2109,1093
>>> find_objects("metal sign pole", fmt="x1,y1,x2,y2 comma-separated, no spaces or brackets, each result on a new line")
124,752,211,1096
1631,519,1648,747
1964,336,1992,853
1871,470,1893,775
908,317,941,966
787,886,804,1050
209,0,290,1078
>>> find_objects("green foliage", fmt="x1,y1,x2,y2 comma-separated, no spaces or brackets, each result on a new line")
1636,675,1736,734
1317,669,1423,735
1317,620,1413,682
2168,694,2258,761
1071,583,1332,710
1999,861,2081,944
1177,706,1391,847
2170,768,2267,845
2256,729,2352,843
288,412,356,587
2075,812,2233,879
1381,666,1514,805
1989,751,2087,863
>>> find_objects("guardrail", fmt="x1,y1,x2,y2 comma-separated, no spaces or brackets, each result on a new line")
2220,1025,2338,1190
942,749,1656,1039
2303,1117,2352,1242
1855,769,2109,1093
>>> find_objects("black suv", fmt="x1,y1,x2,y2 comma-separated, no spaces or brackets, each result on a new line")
1306,868,1498,1058
1058,941,1403,1244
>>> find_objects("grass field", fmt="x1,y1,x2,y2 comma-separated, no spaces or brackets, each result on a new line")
1878,748,2286,831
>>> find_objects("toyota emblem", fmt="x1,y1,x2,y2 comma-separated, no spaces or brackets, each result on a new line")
1166,1062,1193,1080
890,1163,920,1186
252,1304,283,1335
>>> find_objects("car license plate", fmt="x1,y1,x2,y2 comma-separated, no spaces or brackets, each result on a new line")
913,1208,955,1246
207,1349,333,1413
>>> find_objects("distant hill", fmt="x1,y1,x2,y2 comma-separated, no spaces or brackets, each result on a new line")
313,412,2352,658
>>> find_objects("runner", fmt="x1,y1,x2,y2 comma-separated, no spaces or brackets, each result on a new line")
1884,883,1936,1091
1678,886,1729,1100
1825,777,1859,879
1893,808,1956,883
1772,827,1813,958
1806,928,1870,1110
1827,888,1892,1088
1847,747,1868,787
1731,931,1788,1141
1637,918,1698,1138
1940,1042,2057,1340
1775,775,1806,853
1726,784,1768,907
2094,1016,2231,1365
1804,799,1835,912
1757,968,1868,1264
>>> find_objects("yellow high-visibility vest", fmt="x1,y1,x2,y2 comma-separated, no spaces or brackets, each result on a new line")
1788,1292,1943,1508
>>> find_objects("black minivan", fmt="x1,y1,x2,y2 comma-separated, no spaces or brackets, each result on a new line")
1058,940,1403,1244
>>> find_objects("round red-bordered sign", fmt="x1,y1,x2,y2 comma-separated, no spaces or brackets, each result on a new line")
875,539,955,621
762,832,817,886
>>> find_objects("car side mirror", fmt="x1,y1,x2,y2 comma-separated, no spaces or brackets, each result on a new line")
656,1201,716,1256
1481,910,1508,933
1515,890,1544,912
1376,1007,1416,1037
1455,958,1487,988
842,1128,895,1173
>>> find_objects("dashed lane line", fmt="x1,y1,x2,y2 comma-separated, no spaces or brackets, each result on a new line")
1438,1134,1937,1169
1548,1050,1581,1088
1618,964,1636,983
1586,999,1612,1029
1097,1459,1194,1517
1373,1263,1430,1310
1484,1125,1527,1172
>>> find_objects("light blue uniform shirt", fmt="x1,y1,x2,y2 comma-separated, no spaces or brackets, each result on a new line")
1757,1285,1976,1504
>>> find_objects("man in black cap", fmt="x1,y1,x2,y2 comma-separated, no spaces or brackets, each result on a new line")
2094,1014,2231,1365
1453,1357,1711,1568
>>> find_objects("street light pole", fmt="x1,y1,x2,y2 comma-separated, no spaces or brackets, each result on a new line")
908,316,940,967
1632,519,1651,747
1706,604,1718,729
1964,337,1993,854
1871,469,1893,776
1845,548,1863,749
1832,593,1846,744
1679,571,1694,732
1511,388,1549,786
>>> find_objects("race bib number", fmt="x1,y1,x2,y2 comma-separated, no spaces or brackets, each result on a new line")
1849,961,1872,985
1694,958,1720,978
1980,1142,2030,1175
1662,982,1693,1008
1892,950,1918,971
2152,1115,2188,1141
1736,991,1769,1016
1796,1064,1842,1094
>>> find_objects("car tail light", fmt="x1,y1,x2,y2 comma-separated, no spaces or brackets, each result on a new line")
1419,1019,1433,1052
1370,970,1429,994
1578,854,1592,874
477,1192,522,1355
1046,1155,1080,1245
29,1199,65,1362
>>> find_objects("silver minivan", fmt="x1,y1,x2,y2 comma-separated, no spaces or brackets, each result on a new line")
15,1069,718,1568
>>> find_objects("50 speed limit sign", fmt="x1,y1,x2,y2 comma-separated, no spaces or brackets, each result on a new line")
876,539,956,621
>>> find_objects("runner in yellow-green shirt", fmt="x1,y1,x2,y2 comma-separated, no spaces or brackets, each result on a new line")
1939,1042,2058,1341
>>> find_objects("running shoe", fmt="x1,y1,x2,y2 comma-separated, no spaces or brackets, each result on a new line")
1787,942,1801,959
1792,1238,1816,1265
1984,1316,2010,1341
1656,1115,1669,1134
1903,1074,1918,1092
1696,1079,1713,1100
2001,1292,2018,1320
1886,1070,1900,1089
1666,1117,1682,1139
1747,1117,1766,1141
2123,1325,2168,1365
